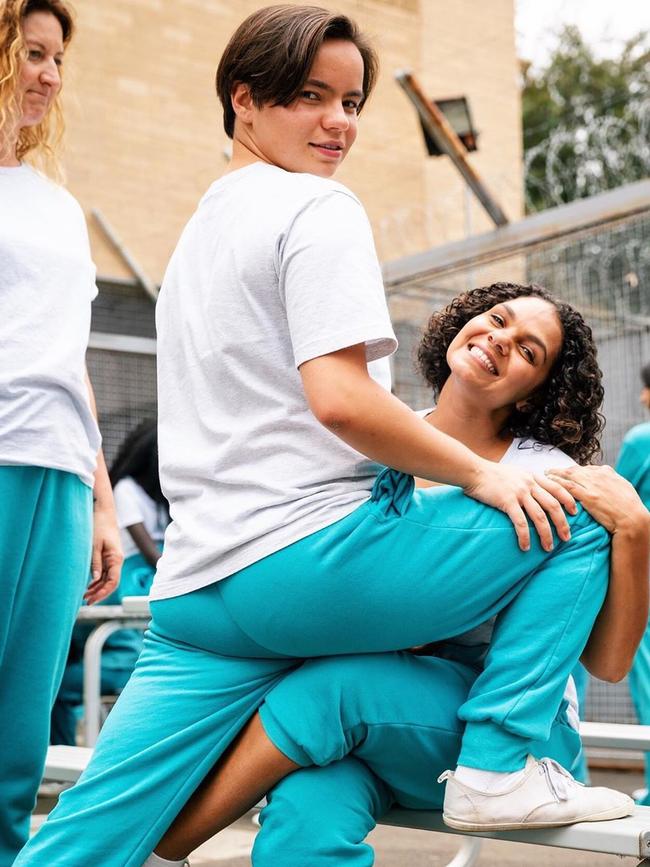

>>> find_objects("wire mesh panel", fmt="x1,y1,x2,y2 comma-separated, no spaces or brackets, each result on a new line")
91,279,156,339
86,348,157,468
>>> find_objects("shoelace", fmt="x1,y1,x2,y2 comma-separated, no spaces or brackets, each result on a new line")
538,757,582,801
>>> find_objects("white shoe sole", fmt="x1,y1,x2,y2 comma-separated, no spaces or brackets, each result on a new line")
443,803,634,832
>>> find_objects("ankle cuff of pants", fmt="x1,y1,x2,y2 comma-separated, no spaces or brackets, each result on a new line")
458,720,529,772
259,703,312,767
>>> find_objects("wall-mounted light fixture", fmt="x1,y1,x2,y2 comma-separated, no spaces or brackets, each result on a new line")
420,96,478,157
395,70,508,226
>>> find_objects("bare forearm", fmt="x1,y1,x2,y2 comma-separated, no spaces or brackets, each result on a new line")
582,518,650,681
306,358,484,487
92,447,115,511
127,523,161,567
329,385,486,486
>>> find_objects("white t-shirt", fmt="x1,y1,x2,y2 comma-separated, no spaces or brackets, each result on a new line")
113,476,169,559
152,163,397,599
0,164,100,487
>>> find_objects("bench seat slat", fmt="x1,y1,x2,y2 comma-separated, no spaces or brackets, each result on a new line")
380,806,650,858
580,721,650,751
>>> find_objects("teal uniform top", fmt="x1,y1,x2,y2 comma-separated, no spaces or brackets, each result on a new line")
616,422,650,509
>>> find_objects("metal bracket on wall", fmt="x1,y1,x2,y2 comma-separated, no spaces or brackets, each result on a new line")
395,69,509,228
92,208,159,302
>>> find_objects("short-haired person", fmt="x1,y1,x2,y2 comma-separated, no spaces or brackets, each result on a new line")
16,8,644,866
0,0,121,861
145,284,650,865
616,362,650,805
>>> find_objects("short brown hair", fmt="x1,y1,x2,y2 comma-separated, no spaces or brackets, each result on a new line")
216,4,378,139
0,0,75,171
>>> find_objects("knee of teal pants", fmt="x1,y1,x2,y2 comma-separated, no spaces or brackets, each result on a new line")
0,467,92,866
260,652,473,809
252,718,582,867
258,650,583,812
253,652,582,866
253,758,392,867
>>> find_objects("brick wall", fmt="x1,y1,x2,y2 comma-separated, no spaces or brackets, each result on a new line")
60,0,522,282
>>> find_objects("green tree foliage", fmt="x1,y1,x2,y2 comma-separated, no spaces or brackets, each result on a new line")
522,26,649,212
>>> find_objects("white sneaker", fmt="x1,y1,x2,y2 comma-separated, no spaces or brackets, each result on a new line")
439,755,634,831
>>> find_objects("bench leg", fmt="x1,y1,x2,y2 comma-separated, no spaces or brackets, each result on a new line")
444,836,482,867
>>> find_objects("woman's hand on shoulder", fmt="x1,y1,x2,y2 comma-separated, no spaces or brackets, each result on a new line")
463,460,577,552
545,464,650,537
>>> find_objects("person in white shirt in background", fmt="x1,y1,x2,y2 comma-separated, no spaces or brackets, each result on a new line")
111,419,169,590
0,1,121,862
50,420,168,746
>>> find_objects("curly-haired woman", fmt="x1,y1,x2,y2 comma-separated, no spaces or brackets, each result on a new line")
139,283,650,866
0,1,121,861
16,8,646,867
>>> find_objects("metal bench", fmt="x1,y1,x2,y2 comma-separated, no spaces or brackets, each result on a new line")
378,722,650,866
44,722,650,865
380,805,650,865
75,600,150,746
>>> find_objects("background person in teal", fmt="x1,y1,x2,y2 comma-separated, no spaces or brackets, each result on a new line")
50,420,169,746
616,361,650,805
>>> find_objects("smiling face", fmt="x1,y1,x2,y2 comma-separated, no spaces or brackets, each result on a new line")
446,295,564,411
231,38,365,177
17,10,64,131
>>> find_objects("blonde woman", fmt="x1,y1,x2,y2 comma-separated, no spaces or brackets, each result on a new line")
0,1,121,861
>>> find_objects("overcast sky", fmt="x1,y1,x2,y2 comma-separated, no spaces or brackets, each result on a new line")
516,0,650,69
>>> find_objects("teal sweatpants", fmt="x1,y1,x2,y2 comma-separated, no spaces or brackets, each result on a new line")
253,651,583,866
629,617,650,804
0,466,92,866
16,469,608,867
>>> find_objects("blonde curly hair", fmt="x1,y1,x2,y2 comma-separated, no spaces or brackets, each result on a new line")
0,0,74,174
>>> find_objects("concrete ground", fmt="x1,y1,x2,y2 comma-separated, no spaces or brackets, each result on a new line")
34,767,645,865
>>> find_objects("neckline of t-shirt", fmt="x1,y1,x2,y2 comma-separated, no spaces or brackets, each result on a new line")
0,161,30,176
419,406,523,464
212,161,279,188
208,160,343,194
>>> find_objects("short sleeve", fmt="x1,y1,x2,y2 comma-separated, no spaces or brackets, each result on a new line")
113,477,146,529
277,191,397,368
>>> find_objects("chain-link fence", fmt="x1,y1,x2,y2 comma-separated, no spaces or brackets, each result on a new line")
89,279,157,467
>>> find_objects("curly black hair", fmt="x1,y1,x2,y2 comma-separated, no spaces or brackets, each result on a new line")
417,282,604,465
642,362,650,389
109,419,168,508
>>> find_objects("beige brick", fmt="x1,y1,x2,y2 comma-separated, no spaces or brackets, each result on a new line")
60,0,523,282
